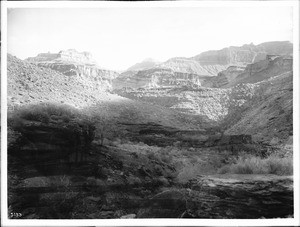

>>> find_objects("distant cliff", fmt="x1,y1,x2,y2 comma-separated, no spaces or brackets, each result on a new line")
26,49,119,91
192,41,292,66
204,55,292,88
127,58,160,71
8,54,121,108
113,41,292,90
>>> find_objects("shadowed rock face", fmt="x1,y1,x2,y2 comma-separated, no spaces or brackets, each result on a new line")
137,175,293,218
222,70,293,144
184,175,293,218
10,118,95,166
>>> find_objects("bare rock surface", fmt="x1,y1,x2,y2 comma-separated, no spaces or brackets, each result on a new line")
134,174,293,218
192,41,292,66
223,71,293,144
127,58,160,72
183,174,293,218
26,49,119,90
114,41,292,90
8,54,124,109
114,55,292,144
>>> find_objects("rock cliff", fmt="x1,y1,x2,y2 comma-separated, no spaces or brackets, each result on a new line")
26,49,96,65
8,54,122,109
223,71,293,144
113,68,209,90
157,57,227,76
26,49,119,91
113,41,292,90
203,55,292,88
114,57,292,144
192,41,292,66
127,58,160,71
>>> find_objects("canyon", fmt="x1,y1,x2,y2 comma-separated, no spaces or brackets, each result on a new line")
7,41,294,219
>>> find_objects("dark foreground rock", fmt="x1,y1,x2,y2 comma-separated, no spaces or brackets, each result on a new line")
184,174,293,218
137,175,293,219
7,105,292,219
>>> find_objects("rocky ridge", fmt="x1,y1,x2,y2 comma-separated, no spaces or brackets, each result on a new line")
8,54,122,109
192,41,292,66
156,57,227,76
114,54,293,144
113,41,292,90
223,71,293,144
26,49,97,64
8,54,214,132
26,49,119,91
127,58,160,71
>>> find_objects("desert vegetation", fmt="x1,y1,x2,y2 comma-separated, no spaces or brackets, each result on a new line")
8,102,91,126
218,153,293,175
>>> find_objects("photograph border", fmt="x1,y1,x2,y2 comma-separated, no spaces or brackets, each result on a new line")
1,1,299,226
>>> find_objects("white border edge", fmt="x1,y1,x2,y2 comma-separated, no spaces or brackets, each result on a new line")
1,1,299,226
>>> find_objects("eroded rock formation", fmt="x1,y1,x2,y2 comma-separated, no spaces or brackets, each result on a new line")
8,54,123,108
26,49,119,91
113,41,292,90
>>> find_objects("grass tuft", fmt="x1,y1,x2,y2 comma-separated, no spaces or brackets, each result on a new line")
218,154,293,175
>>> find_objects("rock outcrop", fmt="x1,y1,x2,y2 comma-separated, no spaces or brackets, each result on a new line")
114,83,257,121
223,71,293,144
113,68,208,90
127,58,160,71
201,55,292,88
8,103,96,165
192,41,292,66
230,55,292,86
26,49,119,91
113,41,292,90
203,66,246,88
136,174,293,218
184,174,293,218
113,59,292,144
157,57,227,76
26,49,96,65
8,114,179,219
8,54,122,109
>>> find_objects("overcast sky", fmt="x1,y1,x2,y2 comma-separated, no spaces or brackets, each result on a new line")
8,6,293,71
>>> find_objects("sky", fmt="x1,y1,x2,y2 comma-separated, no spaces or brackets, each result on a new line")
8,6,293,71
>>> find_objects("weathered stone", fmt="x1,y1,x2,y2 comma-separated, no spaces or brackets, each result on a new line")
185,174,293,218
120,213,136,219
137,190,186,218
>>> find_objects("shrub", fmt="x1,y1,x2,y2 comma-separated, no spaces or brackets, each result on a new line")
266,155,293,175
218,154,293,175
177,165,201,183
8,102,86,127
